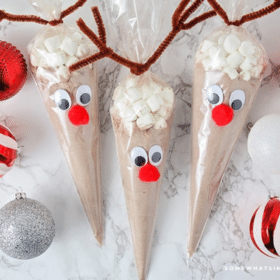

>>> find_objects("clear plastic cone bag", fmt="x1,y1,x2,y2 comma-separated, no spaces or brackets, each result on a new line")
27,0,103,244
188,0,268,258
110,71,175,280
106,0,174,278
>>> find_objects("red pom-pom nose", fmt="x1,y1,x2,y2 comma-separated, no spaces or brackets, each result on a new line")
139,163,160,182
212,104,234,127
68,105,90,126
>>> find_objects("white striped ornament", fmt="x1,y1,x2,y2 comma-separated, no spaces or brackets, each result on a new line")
0,124,17,177
250,197,280,258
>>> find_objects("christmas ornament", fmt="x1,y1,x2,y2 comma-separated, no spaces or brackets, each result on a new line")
248,114,280,174
0,41,27,101
250,195,280,258
0,123,17,178
0,190,55,260
187,0,280,259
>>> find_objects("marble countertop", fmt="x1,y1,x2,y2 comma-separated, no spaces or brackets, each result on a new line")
1,0,280,279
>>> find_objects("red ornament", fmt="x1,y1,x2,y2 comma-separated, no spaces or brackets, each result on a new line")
68,105,90,126
139,163,160,182
250,196,280,257
212,104,234,126
0,41,27,101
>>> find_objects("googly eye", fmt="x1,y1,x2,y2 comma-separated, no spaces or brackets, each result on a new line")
149,145,163,166
229,90,245,111
54,89,71,110
131,147,148,167
206,84,223,106
76,85,91,106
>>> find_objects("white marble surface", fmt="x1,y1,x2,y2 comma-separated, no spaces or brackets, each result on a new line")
0,0,280,279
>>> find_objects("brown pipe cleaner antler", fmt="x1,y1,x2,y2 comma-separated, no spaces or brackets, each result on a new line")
0,0,87,26
207,0,280,26
69,0,217,75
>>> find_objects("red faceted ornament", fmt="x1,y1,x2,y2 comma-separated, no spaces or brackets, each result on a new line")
250,196,280,257
0,41,27,101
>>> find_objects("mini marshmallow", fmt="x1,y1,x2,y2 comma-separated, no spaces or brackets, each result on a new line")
35,49,49,67
44,36,61,53
119,110,126,119
239,41,255,57
240,58,252,71
123,120,134,135
240,71,251,81
149,82,162,94
115,97,129,112
247,56,257,65
136,113,155,130
154,117,167,130
195,51,207,62
158,106,169,118
224,67,238,80
254,47,263,58
211,57,227,70
142,87,154,100
223,34,241,54
125,108,137,121
30,53,40,67
218,35,226,46
202,58,213,71
133,100,150,117
226,51,244,69
61,37,77,56
125,88,142,103
76,44,89,58
200,40,215,53
161,87,174,105
147,94,164,112
208,46,227,59
46,51,67,67
57,66,70,80
66,56,79,67
250,65,263,79
36,67,60,82
72,32,83,42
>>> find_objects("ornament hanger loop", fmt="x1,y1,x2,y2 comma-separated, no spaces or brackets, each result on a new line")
269,189,277,199
15,187,26,199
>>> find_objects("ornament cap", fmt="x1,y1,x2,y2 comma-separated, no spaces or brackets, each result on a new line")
269,189,277,199
15,187,26,199
247,122,254,131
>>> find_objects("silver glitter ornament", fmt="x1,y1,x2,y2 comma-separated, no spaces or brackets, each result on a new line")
0,191,55,260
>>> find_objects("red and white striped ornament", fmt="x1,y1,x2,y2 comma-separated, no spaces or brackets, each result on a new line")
0,124,17,178
250,196,280,258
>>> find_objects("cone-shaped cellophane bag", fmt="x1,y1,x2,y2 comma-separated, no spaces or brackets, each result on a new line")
188,0,268,258
107,0,174,278
27,0,103,244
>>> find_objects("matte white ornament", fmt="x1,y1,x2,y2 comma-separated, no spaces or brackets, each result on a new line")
248,114,280,174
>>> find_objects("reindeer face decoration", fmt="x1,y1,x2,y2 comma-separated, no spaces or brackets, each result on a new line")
53,84,92,126
131,145,163,182
206,84,245,126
